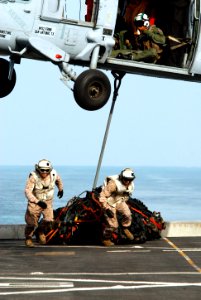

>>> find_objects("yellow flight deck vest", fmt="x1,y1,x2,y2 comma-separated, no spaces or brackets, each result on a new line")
104,175,134,207
31,170,57,201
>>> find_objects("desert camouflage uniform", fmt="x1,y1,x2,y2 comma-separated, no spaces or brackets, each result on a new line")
99,176,134,240
24,171,63,239
111,25,166,63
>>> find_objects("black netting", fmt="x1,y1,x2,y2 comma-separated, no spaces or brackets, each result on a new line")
38,191,166,245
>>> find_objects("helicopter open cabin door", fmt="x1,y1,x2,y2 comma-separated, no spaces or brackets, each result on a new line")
41,0,64,22
190,0,201,75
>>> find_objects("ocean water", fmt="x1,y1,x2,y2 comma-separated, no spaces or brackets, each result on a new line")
0,166,201,224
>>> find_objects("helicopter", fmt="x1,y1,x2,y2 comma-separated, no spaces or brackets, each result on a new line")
0,0,201,111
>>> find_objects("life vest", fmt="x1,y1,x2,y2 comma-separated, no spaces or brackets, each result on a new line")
139,25,166,54
31,170,57,201
103,175,134,207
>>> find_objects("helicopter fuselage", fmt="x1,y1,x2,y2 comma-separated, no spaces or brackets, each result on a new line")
0,0,201,110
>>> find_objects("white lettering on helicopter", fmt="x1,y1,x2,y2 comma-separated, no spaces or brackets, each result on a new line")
0,30,11,40
35,26,55,37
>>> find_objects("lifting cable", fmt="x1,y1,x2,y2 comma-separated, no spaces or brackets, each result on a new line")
92,71,126,190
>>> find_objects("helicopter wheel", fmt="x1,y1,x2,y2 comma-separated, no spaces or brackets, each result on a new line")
0,58,16,98
73,69,111,111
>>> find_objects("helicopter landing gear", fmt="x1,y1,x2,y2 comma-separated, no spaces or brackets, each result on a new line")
73,69,111,111
0,58,16,98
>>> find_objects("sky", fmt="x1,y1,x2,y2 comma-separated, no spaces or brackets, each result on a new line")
1,56,201,168
1,1,201,168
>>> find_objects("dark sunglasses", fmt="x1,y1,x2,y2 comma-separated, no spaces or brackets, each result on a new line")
39,169,50,173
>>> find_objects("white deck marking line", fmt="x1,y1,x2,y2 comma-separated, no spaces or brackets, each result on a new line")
1,277,200,285
0,277,72,281
19,244,171,250
20,244,167,249
20,244,173,251
145,247,173,250
20,245,136,249
30,271,200,275
0,282,201,295
34,251,75,256
163,238,201,273
0,272,200,277
107,250,150,253
163,249,201,252
0,282,73,288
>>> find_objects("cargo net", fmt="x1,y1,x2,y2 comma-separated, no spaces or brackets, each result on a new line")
42,191,166,245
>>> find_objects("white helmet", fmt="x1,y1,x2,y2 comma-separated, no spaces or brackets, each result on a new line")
120,168,135,181
134,13,150,28
35,159,53,173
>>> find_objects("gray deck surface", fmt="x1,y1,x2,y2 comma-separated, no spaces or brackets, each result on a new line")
0,237,201,299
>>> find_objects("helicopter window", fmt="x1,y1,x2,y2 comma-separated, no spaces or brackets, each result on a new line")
64,0,89,22
0,0,31,2
85,0,93,21
14,0,31,2
40,0,92,24
113,0,195,68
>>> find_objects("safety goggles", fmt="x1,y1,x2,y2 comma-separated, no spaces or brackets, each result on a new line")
122,178,134,182
39,169,50,173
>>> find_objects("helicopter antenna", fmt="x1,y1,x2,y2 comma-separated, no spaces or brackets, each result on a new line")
92,71,126,190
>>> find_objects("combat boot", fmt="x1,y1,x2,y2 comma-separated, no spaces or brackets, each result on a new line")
39,233,46,245
123,228,134,241
102,239,114,246
25,238,34,248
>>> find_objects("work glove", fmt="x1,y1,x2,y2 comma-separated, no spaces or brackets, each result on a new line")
57,190,64,199
105,208,114,218
37,201,47,209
